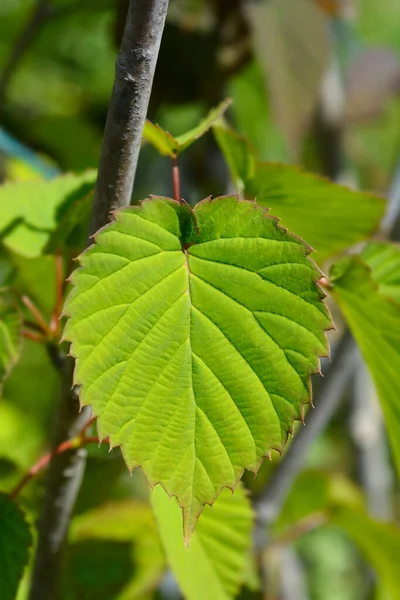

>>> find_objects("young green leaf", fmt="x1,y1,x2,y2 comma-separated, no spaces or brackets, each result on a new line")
246,163,385,264
361,242,400,303
0,301,22,392
69,501,165,599
143,99,231,156
213,123,257,189
0,493,32,600
151,484,253,599
330,255,400,477
0,170,96,258
64,196,331,540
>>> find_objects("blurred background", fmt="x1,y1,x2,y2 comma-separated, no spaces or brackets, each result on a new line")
1,1,400,599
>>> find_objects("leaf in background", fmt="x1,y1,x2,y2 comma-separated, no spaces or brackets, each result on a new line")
143,99,231,156
248,0,330,152
345,49,400,124
0,494,32,600
151,484,253,600
68,501,165,600
227,61,289,162
213,123,257,189
246,163,385,264
361,242,400,303
0,300,22,392
278,471,400,600
64,196,331,540
330,255,400,477
0,170,96,258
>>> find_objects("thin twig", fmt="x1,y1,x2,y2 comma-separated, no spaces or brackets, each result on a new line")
49,253,63,337
28,2,169,598
21,295,50,336
10,435,104,501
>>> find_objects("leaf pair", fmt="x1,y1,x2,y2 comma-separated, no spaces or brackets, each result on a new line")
64,195,332,540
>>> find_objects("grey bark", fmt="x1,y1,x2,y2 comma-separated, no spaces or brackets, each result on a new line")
28,2,169,598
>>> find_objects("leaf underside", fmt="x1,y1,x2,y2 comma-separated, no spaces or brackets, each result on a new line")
151,483,253,599
64,196,331,540
0,493,32,600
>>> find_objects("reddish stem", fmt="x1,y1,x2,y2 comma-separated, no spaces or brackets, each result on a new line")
21,295,50,336
22,328,45,343
171,155,181,203
50,253,64,337
10,434,106,500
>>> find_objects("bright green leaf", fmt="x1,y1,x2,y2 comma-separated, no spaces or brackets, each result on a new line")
0,493,32,600
142,121,177,157
151,484,253,600
213,123,257,189
0,301,22,392
64,196,331,540
246,163,385,264
361,242,400,303
143,99,231,157
69,501,165,599
330,256,400,477
174,98,232,152
0,170,96,258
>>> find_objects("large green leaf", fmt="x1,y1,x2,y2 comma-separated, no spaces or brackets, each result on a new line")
278,471,400,600
64,196,331,540
0,171,96,257
0,493,32,600
361,242,400,303
330,255,400,475
0,301,22,392
246,163,385,264
68,501,165,600
143,99,231,157
151,484,253,599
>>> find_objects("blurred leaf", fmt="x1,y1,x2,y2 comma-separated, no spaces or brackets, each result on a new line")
64,196,331,540
345,49,400,124
246,163,385,264
69,501,165,600
361,242,400,303
0,493,32,600
330,255,400,479
0,400,44,471
0,300,22,392
151,484,253,600
227,62,289,162
0,171,96,258
279,471,400,600
357,0,400,52
213,123,256,189
248,0,330,151
143,99,231,156
10,254,57,318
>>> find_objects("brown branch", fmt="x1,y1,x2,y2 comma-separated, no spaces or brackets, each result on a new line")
171,155,181,202
28,2,169,598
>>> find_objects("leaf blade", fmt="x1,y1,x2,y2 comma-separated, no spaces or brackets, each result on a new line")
151,484,253,600
64,196,332,539
246,163,385,264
